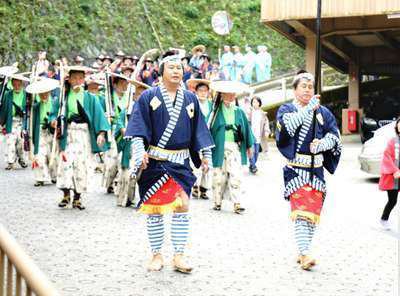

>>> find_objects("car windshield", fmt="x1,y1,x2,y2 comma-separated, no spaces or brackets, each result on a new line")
374,122,395,138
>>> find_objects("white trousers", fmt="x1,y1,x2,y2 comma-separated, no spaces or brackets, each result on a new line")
34,129,57,182
56,123,92,194
5,118,27,164
212,142,243,205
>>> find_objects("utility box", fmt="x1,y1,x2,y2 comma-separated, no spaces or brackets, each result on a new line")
342,108,362,134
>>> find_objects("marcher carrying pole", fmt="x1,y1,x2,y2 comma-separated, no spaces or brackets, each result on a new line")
310,0,322,183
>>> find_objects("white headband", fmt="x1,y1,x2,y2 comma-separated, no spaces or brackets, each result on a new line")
159,55,182,67
293,72,315,86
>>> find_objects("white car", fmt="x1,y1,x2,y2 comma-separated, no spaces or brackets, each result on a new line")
358,121,395,175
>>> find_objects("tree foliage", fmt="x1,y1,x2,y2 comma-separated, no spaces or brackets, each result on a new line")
0,0,305,74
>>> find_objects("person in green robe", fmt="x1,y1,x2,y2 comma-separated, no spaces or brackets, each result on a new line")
115,79,150,207
102,73,129,194
0,74,30,170
209,80,254,214
52,66,110,210
187,79,213,200
86,74,107,173
27,77,60,186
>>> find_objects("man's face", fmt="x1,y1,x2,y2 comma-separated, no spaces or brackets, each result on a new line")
234,47,240,53
222,92,235,104
196,85,209,101
12,79,23,92
224,46,230,53
122,69,133,77
87,83,99,94
125,59,133,66
39,91,50,101
115,79,129,93
69,72,85,88
162,61,183,84
294,78,314,104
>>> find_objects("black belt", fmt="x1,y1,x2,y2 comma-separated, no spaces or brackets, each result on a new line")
67,114,86,124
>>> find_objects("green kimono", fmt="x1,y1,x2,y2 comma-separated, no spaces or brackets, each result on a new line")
32,96,59,155
210,105,254,167
0,90,27,133
112,91,128,126
199,99,213,123
114,109,131,169
49,91,111,153
98,94,106,112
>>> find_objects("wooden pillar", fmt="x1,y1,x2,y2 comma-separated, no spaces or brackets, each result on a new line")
342,61,362,134
348,61,360,109
305,35,317,75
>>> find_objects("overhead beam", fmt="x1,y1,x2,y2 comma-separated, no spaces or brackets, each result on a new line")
322,27,400,38
319,15,400,37
374,32,400,51
266,21,347,73
286,20,356,62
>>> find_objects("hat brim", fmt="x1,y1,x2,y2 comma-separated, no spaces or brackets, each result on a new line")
128,79,150,90
86,80,105,86
187,79,210,90
26,78,59,94
210,80,250,95
0,66,19,77
192,45,206,55
67,66,96,73
9,73,30,82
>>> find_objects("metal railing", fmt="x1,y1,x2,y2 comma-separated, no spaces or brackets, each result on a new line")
247,66,349,110
0,224,59,296
250,66,348,100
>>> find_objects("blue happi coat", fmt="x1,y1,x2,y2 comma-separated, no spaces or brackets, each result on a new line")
276,100,342,200
125,84,214,204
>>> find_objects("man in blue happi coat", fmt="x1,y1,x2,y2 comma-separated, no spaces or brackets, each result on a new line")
125,51,214,273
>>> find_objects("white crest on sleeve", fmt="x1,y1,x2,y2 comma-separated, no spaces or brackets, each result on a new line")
150,96,162,111
186,102,195,119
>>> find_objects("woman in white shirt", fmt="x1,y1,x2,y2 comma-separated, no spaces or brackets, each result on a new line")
249,96,270,174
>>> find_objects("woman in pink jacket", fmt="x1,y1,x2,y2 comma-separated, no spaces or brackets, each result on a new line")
379,118,400,230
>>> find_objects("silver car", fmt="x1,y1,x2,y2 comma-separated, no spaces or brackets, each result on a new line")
358,121,395,175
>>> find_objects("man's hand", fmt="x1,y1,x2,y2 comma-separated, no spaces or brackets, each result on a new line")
310,138,322,154
201,158,209,174
141,152,149,170
121,128,126,136
247,148,253,159
96,132,106,148
394,171,400,179
50,120,57,129
60,151,67,162
309,95,320,111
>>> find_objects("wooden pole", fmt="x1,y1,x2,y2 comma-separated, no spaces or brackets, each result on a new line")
310,0,322,182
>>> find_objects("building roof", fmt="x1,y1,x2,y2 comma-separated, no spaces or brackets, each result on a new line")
261,0,400,75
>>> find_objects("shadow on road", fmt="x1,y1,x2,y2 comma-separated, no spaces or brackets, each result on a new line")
365,177,379,184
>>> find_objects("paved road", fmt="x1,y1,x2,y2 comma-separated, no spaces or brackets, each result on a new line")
0,141,397,296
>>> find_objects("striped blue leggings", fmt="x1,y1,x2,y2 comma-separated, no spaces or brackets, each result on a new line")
294,218,316,256
147,213,190,255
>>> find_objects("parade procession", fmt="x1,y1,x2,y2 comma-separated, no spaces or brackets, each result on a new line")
0,1,399,295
